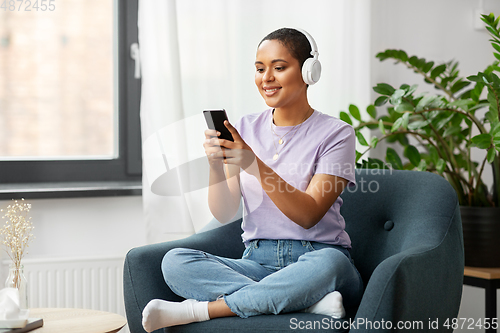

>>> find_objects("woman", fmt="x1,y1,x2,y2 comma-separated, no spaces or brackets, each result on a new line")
142,28,364,332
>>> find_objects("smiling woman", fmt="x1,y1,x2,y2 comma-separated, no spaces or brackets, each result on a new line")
140,27,362,332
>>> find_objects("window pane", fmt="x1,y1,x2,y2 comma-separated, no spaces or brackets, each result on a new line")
0,0,116,160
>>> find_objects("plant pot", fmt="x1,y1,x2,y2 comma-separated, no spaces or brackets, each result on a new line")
460,206,500,267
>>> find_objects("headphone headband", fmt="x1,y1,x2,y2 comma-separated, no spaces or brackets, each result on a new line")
293,28,319,59
292,28,321,85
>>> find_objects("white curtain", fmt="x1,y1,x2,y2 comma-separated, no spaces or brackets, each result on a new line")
138,0,372,244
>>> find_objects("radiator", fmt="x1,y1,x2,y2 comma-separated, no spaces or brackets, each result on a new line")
1,256,128,332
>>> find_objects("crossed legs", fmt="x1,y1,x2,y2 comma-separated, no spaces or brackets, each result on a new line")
142,245,363,331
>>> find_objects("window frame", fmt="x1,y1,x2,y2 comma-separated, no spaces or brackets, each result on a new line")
0,0,142,196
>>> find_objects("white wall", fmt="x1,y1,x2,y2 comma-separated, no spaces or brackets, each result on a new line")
370,0,500,331
0,195,146,285
0,196,146,261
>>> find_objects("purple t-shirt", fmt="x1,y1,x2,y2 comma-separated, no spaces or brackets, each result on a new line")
233,109,356,248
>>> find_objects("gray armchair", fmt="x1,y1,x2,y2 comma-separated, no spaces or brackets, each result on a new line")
124,169,464,332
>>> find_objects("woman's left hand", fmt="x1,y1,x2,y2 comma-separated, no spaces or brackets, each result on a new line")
209,121,259,175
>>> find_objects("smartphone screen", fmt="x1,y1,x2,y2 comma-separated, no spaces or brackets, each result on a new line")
203,109,234,142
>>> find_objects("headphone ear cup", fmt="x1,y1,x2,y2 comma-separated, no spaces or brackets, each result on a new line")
302,58,322,85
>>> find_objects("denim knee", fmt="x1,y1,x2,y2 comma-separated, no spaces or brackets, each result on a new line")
300,248,360,289
312,248,363,306
315,247,352,270
161,248,195,287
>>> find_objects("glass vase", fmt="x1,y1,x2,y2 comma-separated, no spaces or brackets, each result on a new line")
5,263,28,309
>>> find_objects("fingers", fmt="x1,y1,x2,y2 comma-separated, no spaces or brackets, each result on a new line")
224,120,242,141
207,149,232,162
205,137,235,150
204,129,220,139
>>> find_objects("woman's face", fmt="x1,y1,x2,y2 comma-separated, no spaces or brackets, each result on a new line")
254,40,307,110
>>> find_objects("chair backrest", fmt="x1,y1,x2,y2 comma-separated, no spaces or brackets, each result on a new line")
340,169,459,285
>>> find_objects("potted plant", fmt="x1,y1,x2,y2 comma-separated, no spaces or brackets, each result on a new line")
342,13,500,267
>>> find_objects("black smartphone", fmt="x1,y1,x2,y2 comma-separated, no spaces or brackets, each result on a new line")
203,109,234,142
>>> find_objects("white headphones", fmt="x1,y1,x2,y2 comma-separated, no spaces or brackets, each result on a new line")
294,28,321,85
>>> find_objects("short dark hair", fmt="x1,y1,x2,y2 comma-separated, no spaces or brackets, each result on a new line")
258,28,312,67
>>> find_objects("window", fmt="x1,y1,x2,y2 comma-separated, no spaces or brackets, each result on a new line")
0,0,141,197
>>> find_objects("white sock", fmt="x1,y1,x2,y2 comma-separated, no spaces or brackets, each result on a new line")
304,291,346,319
142,299,210,332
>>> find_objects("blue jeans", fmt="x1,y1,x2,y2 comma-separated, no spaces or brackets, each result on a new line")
162,239,364,318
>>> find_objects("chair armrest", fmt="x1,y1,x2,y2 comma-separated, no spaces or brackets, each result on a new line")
352,209,464,332
124,219,244,333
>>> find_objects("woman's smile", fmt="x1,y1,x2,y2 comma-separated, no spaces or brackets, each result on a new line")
263,86,282,96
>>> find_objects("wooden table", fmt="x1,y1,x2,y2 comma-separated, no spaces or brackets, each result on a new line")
463,267,500,333
29,308,127,333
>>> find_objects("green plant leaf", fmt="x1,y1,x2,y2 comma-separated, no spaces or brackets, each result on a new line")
355,150,363,162
430,64,447,79
429,146,439,165
416,159,427,171
467,75,482,83
394,102,414,113
493,43,500,53
488,91,499,113
375,51,388,61
491,122,500,136
487,146,497,164
451,80,471,94
374,96,389,106
416,58,426,70
356,131,369,146
471,133,492,149
349,104,361,121
357,157,388,169
386,147,403,170
468,102,489,114
366,105,377,119
371,136,379,149
401,112,410,129
404,84,418,97
408,56,419,67
373,83,396,96
339,111,352,125
443,125,462,137
396,133,409,146
391,117,404,132
488,26,499,38
397,50,408,62
390,89,405,105
436,159,446,174
416,95,439,112
378,119,386,135
407,119,431,130
404,145,421,166
435,113,455,131
448,99,475,109
486,110,499,124
422,61,434,73
494,135,500,146
440,76,455,89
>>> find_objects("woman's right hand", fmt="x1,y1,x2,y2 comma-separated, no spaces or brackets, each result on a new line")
203,129,224,168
